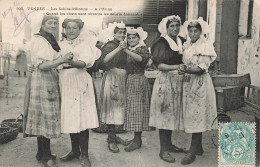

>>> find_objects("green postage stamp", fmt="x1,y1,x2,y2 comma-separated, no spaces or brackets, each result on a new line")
219,122,256,167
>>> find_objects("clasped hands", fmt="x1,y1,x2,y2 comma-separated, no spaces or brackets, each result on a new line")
178,64,187,75
62,52,74,65
119,41,127,50
28,52,74,73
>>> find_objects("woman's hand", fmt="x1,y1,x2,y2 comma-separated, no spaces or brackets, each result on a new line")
28,65,36,73
119,41,127,49
62,52,74,63
178,64,187,75
39,53,73,71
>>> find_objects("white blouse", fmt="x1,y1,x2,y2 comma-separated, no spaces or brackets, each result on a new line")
183,37,217,72
58,37,101,69
30,35,59,67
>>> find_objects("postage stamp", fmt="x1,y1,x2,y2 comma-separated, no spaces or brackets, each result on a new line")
219,122,256,167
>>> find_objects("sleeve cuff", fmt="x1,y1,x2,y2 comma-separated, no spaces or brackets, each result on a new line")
197,63,208,70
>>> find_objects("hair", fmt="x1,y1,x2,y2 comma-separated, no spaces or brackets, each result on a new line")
166,18,181,28
127,32,140,38
114,26,126,34
62,18,84,30
187,22,202,31
41,16,58,25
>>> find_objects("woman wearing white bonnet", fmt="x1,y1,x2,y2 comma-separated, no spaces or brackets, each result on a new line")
149,15,186,163
96,22,128,153
121,27,152,152
178,17,217,165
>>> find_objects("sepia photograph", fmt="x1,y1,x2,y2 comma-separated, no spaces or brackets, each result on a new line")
0,0,259,166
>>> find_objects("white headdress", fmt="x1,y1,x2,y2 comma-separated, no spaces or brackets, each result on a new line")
99,21,126,42
30,12,46,35
182,17,211,41
126,27,148,46
158,15,181,37
157,15,184,52
79,25,99,46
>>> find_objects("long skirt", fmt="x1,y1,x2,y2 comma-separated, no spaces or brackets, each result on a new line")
123,74,151,132
25,69,61,139
99,68,127,125
59,68,99,133
149,70,184,130
182,73,218,133
14,53,28,72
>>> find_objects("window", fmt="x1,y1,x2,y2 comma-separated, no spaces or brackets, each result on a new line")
143,0,187,24
246,0,253,38
198,0,207,21
104,0,187,25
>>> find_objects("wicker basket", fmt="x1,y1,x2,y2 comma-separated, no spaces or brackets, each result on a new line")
1,114,23,133
0,123,19,144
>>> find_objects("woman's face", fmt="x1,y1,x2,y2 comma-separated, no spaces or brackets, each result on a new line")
167,21,180,38
188,27,202,43
114,29,126,41
42,19,58,34
127,34,140,47
65,22,81,40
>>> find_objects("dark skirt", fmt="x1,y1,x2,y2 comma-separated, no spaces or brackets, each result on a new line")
14,53,28,72
123,74,152,132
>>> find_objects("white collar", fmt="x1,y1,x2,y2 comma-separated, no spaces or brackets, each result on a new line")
163,35,183,52
128,42,145,51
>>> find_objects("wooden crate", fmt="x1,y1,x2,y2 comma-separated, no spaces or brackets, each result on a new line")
212,73,251,87
213,73,251,111
215,86,245,111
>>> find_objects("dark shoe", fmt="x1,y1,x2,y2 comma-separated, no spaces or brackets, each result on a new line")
168,144,185,153
159,151,175,163
36,153,57,161
108,142,119,153
124,141,142,152
42,159,57,167
184,148,204,156
115,136,133,146
181,153,196,165
60,151,80,161
79,155,91,167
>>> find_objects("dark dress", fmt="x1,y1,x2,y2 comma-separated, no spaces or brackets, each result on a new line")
14,50,28,72
98,39,127,125
123,45,152,132
149,36,186,130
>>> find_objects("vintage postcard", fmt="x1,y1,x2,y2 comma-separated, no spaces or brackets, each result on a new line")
0,0,259,167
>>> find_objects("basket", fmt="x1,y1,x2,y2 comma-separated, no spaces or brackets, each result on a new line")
1,114,23,133
0,123,19,144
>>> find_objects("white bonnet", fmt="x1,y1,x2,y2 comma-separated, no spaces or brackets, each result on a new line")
158,15,181,36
